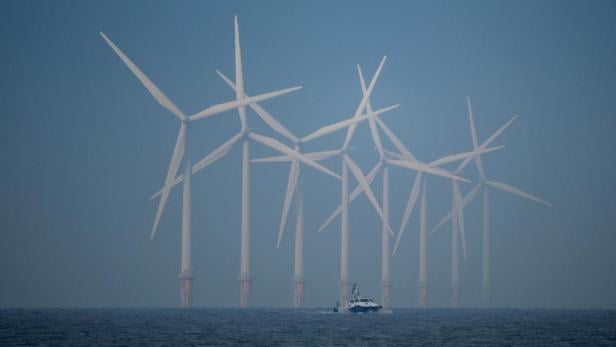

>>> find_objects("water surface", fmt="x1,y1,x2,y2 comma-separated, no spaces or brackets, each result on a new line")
1,308,614,345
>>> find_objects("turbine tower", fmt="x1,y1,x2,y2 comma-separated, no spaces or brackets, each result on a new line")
101,29,301,307
431,97,551,306
418,183,428,308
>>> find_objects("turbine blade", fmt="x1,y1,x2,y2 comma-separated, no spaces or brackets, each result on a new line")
251,155,293,163
189,86,302,121
393,172,422,255
463,182,483,206
344,155,393,236
455,115,518,174
429,182,482,236
387,159,470,182
358,64,385,158
304,150,341,161
277,160,300,248
192,131,243,174
343,56,387,149
248,133,340,180
301,104,398,143
485,180,551,206
483,114,519,150
429,146,505,167
375,117,416,161
151,123,186,239
429,210,453,237
318,162,382,232
251,150,340,164
150,132,243,200
466,96,486,179
384,149,404,160
233,16,247,130
217,70,298,143
100,32,185,120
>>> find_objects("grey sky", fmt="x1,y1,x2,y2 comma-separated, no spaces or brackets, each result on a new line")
1,0,615,308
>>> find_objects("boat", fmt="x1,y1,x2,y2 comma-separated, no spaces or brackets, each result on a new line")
333,284,382,313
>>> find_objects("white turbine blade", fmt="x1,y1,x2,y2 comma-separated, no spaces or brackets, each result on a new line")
393,172,422,255
455,115,519,174
192,132,243,174
429,146,505,167
375,117,417,161
100,32,185,121
251,155,293,163
463,182,483,206
466,96,486,179
189,86,302,121
318,162,382,233
233,16,247,130
454,181,468,262
387,159,470,182
305,150,341,161
151,123,186,239
302,116,368,143
483,114,519,150
384,149,404,160
217,70,298,143
150,132,243,200
277,160,300,248
358,64,385,158
485,180,551,206
301,104,399,143
429,210,453,238
429,182,482,236
343,56,387,149
248,132,340,180
251,150,339,164
344,155,393,236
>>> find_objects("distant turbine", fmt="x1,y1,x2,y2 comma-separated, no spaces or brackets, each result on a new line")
430,97,551,306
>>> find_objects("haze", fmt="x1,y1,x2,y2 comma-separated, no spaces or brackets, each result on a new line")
1,0,615,309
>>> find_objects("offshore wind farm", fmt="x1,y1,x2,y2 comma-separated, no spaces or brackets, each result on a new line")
99,16,552,309
4,1,616,345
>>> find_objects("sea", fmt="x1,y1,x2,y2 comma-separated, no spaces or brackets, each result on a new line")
1,308,615,346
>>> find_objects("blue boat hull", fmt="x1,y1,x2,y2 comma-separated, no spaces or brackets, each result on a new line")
348,305,382,313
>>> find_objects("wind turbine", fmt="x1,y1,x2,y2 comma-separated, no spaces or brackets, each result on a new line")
100,28,302,307
430,96,551,306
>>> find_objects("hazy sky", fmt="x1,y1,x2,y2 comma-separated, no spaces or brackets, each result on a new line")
1,0,615,308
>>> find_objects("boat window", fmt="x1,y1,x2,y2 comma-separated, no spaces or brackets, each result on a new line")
360,299,369,302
